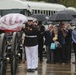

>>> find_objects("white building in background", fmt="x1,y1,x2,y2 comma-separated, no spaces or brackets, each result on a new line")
20,0,66,16
0,0,66,16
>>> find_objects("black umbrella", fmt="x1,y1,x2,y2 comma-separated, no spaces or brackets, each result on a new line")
70,18,76,25
49,11,74,22
60,10,76,18
31,14,47,21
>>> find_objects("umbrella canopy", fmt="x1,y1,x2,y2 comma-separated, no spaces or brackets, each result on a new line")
60,10,76,18
49,12,74,22
70,18,76,25
0,13,28,32
31,14,47,21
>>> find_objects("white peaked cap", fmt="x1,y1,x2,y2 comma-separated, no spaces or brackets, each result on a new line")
33,18,37,22
27,17,34,21
27,17,37,22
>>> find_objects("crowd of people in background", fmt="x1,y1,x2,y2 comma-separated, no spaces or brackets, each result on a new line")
45,22,72,64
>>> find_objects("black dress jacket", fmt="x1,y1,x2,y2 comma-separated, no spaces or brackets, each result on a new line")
22,25,38,46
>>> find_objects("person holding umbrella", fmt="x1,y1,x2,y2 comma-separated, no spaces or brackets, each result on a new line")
58,22,67,63
22,17,39,72
64,23,72,63
44,24,53,63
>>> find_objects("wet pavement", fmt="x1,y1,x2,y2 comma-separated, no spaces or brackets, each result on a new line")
7,53,76,75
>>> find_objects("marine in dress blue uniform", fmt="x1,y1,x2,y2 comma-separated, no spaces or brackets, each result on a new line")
22,17,38,72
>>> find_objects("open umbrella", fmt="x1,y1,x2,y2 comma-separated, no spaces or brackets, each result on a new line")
49,11,74,22
60,10,76,18
0,13,28,32
70,18,76,25
31,14,47,21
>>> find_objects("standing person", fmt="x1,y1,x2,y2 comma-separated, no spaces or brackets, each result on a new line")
72,27,76,64
22,17,38,72
50,26,61,64
58,22,67,63
38,21,45,62
44,25,53,63
65,23,72,63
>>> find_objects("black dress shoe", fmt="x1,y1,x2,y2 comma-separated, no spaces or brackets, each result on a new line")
27,69,35,72
30,69,35,72
34,68,38,70
27,69,31,72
